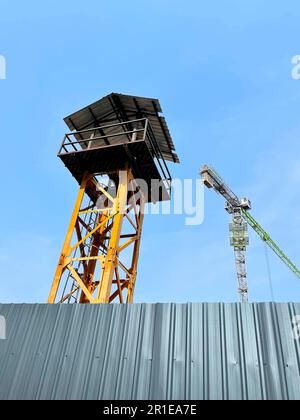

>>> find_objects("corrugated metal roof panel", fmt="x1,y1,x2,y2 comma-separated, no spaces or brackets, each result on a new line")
0,303,299,400
63,93,179,164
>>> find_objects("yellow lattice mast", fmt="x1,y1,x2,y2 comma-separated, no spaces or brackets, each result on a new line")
48,93,179,304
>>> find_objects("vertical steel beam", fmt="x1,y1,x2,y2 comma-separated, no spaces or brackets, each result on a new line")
96,170,129,303
127,196,145,303
48,173,89,303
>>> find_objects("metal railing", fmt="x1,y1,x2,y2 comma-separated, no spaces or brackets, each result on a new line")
58,118,148,153
58,118,172,194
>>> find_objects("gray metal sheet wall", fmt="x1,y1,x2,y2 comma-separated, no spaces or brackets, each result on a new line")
0,303,299,400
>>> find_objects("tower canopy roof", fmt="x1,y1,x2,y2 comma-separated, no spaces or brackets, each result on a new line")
64,92,179,164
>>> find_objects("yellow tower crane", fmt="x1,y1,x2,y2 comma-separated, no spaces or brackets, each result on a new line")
48,93,179,304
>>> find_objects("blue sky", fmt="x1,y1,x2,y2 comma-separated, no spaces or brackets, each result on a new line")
0,0,300,303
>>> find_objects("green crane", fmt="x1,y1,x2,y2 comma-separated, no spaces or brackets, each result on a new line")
241,209,300,279
201,164,300,302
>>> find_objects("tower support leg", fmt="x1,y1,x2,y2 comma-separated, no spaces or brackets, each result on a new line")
97,170,129,303
48,169,145,304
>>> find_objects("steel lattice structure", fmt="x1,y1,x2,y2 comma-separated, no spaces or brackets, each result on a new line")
48,93,179,304
48,170,145,304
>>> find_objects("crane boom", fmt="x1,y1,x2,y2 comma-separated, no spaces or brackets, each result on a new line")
241,209,300,279
201,164,300,302
201,165,240,207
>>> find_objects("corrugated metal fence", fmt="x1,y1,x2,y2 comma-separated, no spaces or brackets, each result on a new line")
0,303,299,400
